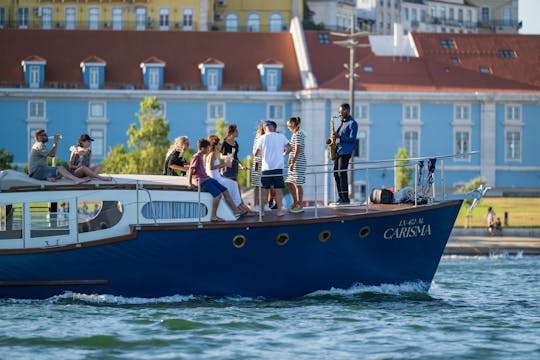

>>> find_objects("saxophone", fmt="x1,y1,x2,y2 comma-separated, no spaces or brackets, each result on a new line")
326,116,338,160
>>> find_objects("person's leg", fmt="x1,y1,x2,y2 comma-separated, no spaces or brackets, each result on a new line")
211,194,223,221
297,184,304,205
275,189,284,216
222,190,242,215
338,154,351,202
57,167,90,184
333,159,342,201
75,166,112,181
253,186,260,207
286,181,297,206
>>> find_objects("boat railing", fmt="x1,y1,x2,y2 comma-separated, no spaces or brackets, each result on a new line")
253,151,479,221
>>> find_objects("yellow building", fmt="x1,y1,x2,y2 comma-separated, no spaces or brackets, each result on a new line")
0,0,302,32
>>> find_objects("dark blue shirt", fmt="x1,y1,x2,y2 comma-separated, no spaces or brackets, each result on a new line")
337,115,358,155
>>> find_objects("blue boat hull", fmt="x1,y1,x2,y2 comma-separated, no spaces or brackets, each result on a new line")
0,201,462,299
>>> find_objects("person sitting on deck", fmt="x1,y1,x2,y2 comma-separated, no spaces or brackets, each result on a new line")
188,138,243,222
28,129,90,185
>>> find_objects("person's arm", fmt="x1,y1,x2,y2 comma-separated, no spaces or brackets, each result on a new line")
339,120,358,144
47,135,61,157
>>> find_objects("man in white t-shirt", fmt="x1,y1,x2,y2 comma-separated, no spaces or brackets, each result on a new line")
253,121,292,216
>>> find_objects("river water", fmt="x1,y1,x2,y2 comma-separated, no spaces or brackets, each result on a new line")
1,255,538,359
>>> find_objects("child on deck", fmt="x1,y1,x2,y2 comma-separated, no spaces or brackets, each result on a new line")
188,138,242,222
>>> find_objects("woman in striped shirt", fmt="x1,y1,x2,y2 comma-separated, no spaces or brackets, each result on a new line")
285,116,307,213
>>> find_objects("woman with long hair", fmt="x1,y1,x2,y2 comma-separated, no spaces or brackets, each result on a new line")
163,136,190,176
285,116,307,213
207,135,252,216
221,124,245,181
69,134,112,181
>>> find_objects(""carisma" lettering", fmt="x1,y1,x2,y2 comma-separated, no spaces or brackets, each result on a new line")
383,224,432,239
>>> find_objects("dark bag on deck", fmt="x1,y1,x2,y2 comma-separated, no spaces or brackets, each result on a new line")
370,188,394,204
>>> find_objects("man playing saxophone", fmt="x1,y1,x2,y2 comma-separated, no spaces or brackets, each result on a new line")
331,103,358,205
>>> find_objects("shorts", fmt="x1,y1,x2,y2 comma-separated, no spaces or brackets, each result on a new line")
201,178,227,197
30,166,58,180
261,169,285,189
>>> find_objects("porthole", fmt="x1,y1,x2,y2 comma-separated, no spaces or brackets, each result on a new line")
319,230,331,242
276,233,289,246
358,226,371,238
232,235,246,248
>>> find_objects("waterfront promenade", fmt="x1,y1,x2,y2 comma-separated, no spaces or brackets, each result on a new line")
446,228,540,255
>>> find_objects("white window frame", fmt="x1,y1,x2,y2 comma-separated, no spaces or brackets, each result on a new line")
89,101,106,120
454,104,470,121
135,7,146,30
28,100,45,119
268,13,282,32
111,7,123,30
356,128,369,161
267,104,284,121
354,103,369,120
158,8,170,30
182,8,193,30
207,69,218,91
88,7,100,30
88,127,106,158
207,103,225,135
503,104,523,162
402,103,422,158
266,69,278,91
453,104,472,161
403,103,420,121
29,65,40,88
225,13,239,32
247,13,261,32
403,130,420,159
18,7,29,29
64,7,76,30
41,6,53,29
0,7,6,29
89,67,100,89
148,68,160,90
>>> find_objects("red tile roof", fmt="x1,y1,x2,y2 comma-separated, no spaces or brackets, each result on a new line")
306,30,540,92
200,57,225,65
141,56,166,65
0,29,302,91
22,55,47,63
81,55,107,64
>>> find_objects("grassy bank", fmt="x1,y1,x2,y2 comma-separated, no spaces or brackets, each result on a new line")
454,197,540,228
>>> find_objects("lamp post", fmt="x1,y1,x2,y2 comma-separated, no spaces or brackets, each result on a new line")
331,17,369,201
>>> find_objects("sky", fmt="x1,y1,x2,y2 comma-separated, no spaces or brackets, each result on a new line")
519,0,540,34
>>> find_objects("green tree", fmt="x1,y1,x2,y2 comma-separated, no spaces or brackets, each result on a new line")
455,176,488,206
215,117,227,140
103,97,170,174
0,148,14,170
395,147,413,190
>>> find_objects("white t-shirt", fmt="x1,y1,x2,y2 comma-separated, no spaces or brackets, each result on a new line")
255,132,289,171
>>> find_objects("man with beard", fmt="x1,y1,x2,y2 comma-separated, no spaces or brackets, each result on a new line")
28,129,89,184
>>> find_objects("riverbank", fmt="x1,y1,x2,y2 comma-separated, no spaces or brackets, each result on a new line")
445,228,540,255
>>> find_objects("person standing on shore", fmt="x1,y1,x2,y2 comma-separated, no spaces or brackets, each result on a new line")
487,207,496,235
332,103,358,204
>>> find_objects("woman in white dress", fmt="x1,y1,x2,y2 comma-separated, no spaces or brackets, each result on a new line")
206,135,252,215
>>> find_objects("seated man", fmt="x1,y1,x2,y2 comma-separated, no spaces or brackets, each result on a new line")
188,138,242,222
494,217,503,236
28,129,89,184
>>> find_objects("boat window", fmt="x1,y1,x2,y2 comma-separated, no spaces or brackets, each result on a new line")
78,200,123,233
30,202,69,238
0,203,22,239
141,201,208,220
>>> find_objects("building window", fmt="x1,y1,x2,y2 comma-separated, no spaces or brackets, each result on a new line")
268,104,284,121
355,104,369,120
29,100,45,118
88,7,100,30
247,13,261,32
479,66,491,74
440,39,456,49
225,13,239,31
403,8,409,21
148,68,160,90
502,7,511,26
135,7,146,30
454,130,470,159
481,7,489,22
65,7,76,30
88,68,100,89
267,70,278,91
505,105,520,122
268,13,282,32
18,7,29,29
318,32,329,44
505,130,521,162
159,8,170,30
403,104,419,121
454,104,470,121
111,7,123,30
29,65,40,88
209,103,224,120
0,7,5,28
182,8,193,30
499,50,516,59
89,128,105,158
404,130,419,158
357,129,368,161
89,102,105,119
207,69,218,91
41,7,53,29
